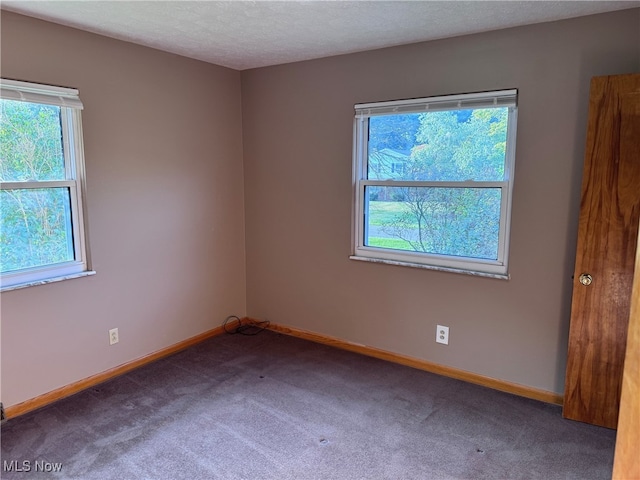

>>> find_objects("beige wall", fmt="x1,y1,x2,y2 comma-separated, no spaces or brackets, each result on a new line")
242,10,640,395
0,12,246,406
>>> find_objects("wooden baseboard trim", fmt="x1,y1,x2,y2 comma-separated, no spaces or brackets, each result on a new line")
4,320,238,419
265,321,564,406
5,317,561,419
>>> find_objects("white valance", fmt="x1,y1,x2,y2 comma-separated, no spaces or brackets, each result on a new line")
0,78,83,109
356,89,516,118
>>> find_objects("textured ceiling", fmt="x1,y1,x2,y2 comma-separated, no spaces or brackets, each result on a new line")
2,1,637,70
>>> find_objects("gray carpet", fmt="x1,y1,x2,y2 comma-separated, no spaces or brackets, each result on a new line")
1,330,616,479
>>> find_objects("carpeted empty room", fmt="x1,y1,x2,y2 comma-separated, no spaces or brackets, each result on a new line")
1,330,615,479
2,3,639,479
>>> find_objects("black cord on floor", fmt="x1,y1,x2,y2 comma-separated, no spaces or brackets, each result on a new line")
223,315,270,336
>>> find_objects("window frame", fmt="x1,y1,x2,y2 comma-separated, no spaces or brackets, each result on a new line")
350,89,518,279
1,78,93,291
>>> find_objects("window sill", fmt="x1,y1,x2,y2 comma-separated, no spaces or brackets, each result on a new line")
1,270,96,292
349,255,509,280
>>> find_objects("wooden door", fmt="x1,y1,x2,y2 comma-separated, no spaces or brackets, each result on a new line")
563,74,640,429
612,223,640,479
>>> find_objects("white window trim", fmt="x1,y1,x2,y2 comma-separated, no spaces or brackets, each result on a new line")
1,78,93,291
350,89,518,279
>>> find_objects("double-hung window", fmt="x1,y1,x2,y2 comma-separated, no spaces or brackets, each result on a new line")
351,89,518,278
1,79,92,290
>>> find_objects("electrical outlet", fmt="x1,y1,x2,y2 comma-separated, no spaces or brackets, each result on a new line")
436,325,449,345
109,328,119,345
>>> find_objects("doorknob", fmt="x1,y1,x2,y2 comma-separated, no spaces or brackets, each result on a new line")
579,273,593,286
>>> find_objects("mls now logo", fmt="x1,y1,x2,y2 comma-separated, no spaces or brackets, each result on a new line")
3,460,63,473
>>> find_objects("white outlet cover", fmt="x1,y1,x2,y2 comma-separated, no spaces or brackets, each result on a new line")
109,328,119,345
436,325,449,345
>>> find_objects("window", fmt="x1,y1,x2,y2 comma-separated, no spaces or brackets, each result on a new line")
1,79,92,290
351,89,518,278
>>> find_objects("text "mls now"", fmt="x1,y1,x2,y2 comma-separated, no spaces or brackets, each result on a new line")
3,460,63,473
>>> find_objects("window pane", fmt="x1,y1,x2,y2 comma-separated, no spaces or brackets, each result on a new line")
368,113,420,180
1,188,74,273
0,99,65,181
365,186,501,260
368,108,508,182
